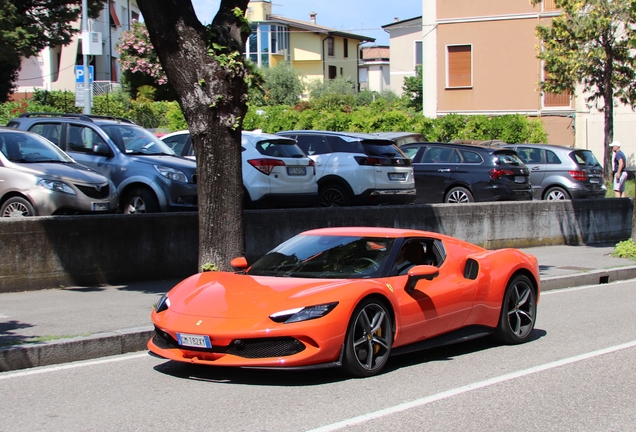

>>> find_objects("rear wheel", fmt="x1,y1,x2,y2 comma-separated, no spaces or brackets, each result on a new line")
544,186,570,200
123,188,159,214
342,299,393,377
445,187,474,203
1,197,36,217
495,275,537,344
319,184,351,207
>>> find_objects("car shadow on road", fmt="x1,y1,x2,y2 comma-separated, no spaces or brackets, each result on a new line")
151,328,547,385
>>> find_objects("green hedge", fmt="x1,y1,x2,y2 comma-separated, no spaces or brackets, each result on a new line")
1,90,548,143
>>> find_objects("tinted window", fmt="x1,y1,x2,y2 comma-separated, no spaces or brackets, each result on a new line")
571,150,601,166
402,146,422,160
162,133,190,156
27,123,63,147
255,139,305,157
460,149,483,163
421,146,458,163
360,140,408,158
546,150,561,164
516,147,543,164
493,151,524,166
67,125,109,154
327,136,364,153
295,135,332,155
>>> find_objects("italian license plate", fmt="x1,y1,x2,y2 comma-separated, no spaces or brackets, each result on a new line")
389,173,406,181
514,176,526,184
177,333,212,348
589,177,600,184
287,166,306,176
92,202,110,211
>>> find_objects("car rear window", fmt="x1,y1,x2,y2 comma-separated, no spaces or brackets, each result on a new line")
571,150,601,166
493,150,524,166
360,140,408,158
256,139,306,158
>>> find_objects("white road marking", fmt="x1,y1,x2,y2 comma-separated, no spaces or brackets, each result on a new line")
307,340,636,432
0,352,149,380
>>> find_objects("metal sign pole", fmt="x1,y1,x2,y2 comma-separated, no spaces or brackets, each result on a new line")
82,0,91,114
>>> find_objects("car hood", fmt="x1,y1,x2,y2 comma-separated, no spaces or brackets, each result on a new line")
167,271,372,319
129,154,197,171
10,162,109,184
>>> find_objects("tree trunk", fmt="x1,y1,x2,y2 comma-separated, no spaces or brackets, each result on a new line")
137,0,250,271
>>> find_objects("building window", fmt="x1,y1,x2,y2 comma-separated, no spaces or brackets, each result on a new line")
327,37,334,57
244,23,290,67
328,65,337,79
543,67,571,107
415,41,423,67
343,38,349,58
447,45,472,88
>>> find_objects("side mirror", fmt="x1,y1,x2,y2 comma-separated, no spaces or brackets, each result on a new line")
93,143,110,155
230,257,248,270
405,265,439,294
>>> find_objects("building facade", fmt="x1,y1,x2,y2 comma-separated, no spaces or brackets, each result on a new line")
382,17,423,96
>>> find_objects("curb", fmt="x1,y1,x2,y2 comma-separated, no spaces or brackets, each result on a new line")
3,267,636,373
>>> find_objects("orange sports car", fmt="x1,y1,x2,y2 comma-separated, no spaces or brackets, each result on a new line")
148,227,540,377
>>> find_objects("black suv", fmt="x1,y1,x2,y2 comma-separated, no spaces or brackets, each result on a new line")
399,142,533,203
8,113,198,214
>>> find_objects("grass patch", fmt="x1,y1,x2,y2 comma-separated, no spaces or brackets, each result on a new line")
605,179,635,198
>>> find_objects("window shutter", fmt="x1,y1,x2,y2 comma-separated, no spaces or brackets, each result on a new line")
448,45,471,87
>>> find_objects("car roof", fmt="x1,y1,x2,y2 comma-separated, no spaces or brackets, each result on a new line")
160,129,295,142
278,130,394,142
401,141,510,152
13,112,136,125
503,143,575,151
371,132,425,140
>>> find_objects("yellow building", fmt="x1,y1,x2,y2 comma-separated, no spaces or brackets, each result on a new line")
245,0,374,95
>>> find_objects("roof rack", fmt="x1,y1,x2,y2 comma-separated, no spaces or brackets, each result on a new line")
18,112,135,124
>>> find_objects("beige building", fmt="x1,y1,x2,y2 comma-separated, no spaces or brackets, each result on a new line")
245,0,374,94
382,17,423,96
358,46,390,94
15,0,140,99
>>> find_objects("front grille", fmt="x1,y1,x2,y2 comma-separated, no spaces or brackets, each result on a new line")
76,184,110,199
226,337,306,358
152,329,305,358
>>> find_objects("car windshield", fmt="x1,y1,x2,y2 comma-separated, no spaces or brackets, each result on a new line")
493,150,524,166
571,150,601,167
0,132,74,163
101,124,176,156
247,234,397,279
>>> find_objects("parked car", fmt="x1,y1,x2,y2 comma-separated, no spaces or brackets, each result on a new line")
0,127,118,217
372,132,426,147
7,113,198,214
160,130,318,208
399,141,533,203
276,130,416,206
148,226,539,377
502,144,607,200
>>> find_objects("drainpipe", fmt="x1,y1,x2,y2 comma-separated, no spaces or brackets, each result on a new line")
322,35,330,81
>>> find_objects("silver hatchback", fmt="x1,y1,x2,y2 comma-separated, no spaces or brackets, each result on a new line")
0,128,118,217
503,143,606,200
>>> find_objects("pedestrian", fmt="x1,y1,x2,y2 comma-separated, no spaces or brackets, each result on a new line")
611,141,627,198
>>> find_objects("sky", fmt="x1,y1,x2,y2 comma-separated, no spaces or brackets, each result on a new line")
190,0,422,46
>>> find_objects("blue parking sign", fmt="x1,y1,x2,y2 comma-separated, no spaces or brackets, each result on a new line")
75,66,94,83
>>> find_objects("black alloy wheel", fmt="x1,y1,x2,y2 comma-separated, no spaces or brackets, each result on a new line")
495,275,537,344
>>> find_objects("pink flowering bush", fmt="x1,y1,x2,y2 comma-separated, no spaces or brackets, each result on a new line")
116,20,168,86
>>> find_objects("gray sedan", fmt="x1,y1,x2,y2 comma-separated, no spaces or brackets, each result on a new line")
0,128,118,217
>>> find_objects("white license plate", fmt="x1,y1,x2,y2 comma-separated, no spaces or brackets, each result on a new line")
389,173,406,181
514,176,526,183
589,177,600,184
92,202,110,211
287,167,306,176
177,333,212,348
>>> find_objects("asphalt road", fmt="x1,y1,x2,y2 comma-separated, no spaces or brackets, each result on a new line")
2,279,636,432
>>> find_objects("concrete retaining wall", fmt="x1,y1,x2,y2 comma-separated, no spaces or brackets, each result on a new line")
0,199,632,293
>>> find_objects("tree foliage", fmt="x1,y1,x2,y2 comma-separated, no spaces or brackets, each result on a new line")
0,0,106,102
533,0,636,178
402,65,423,110
260,62,304,105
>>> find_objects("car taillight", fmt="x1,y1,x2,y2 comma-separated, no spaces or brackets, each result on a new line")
248,158,285,175
489,168,515,179
308,159,316,175
355,156,387,166
569,170,588,181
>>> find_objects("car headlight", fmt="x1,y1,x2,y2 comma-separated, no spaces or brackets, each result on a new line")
37,179,76,195
155,165,188,183
155,294,171,313
269,302,338,324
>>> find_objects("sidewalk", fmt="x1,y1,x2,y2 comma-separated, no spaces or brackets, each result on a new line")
2,244,636,372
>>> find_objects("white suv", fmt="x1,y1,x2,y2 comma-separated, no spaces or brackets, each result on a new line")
276,131,416,206
160,130,318,208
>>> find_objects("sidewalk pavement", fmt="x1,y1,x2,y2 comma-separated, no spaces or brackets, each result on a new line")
2,244,636,373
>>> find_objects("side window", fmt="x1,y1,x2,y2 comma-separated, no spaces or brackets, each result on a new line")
296,135,331,155
546,150,561,164
422,146,454,163
459,149,483,163
162,134,189,156
28,123,62,147
67,125,108,154
518,147,543,164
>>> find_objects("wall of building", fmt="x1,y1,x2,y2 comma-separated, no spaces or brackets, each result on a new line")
0,199,630,293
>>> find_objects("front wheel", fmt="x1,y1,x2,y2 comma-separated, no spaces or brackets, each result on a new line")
495,275,537,344
1,197,36,217
445,187,474,203
342,299,393,377
122,188,160,214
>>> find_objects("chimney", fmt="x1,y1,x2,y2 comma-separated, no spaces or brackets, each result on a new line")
394,17,399,22
309,12,317,24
